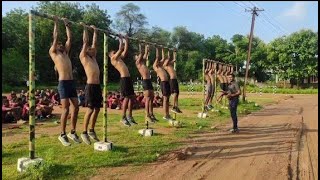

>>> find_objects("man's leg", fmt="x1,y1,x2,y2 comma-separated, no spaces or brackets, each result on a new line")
58,98,71,146
229,99,239,130
122,97,129,119
67,97,81,143
69,97,79,132
88,107,100,142
83,107,94,132
163,96,170,117
60,99,70,134
81,107,93,145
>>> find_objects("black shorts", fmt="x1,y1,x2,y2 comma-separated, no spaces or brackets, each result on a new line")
120,77,135,97
142,79,154,91
161,81,171,97
220,83,228,91
170,79,179,94
85,84,102,108
57,80,77,99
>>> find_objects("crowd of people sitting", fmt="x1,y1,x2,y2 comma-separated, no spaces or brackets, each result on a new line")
2,88,163,124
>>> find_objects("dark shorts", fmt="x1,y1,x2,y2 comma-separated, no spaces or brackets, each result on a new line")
170,79,179,94
142,79,154,91
120,77,135,97
160,81,171,97
220,83,228,91
58,80,77,99
85,84,102,108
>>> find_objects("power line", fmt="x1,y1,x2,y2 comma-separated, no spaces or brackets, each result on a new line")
251,1,290,34
233,1,247,9
241,1,286,36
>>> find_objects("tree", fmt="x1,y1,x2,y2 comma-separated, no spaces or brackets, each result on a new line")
267,29,318,88
113,3,148,37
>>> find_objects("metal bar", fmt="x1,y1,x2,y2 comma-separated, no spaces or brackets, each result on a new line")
30,10,176,50
29,11,36,159
103,33,108,142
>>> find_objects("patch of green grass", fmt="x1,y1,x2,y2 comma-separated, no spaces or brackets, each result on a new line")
2,95,273,179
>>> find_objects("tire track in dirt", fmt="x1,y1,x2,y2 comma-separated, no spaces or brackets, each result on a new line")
91,95,317,180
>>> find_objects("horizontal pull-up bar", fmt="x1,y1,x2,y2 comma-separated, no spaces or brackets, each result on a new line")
203,59,234,67
30,10,176,50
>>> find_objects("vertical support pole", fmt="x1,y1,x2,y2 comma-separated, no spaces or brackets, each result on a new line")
103,33,108,142
202,59,205,114
214,69,217,107
29,11,36,159
173,52,177,121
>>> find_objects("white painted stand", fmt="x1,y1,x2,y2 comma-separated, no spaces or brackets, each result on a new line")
138,129,154,136
197,112,207,118
17,157,44,172
94,141,113,151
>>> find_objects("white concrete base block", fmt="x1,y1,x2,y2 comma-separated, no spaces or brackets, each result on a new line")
197,112,207,118
94,141,113,151
17,157,44,172
211,109,220,112
138,129,154,136
168,120,181,127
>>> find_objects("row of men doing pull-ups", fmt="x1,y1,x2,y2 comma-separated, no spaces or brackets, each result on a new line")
203,60,241,133
49,17,182,146
203,60,235,111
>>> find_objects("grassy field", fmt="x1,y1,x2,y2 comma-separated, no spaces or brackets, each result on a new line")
3,82,318,94
2,95,269,180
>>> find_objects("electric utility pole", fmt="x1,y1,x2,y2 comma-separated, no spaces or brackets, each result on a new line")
242,6,264,102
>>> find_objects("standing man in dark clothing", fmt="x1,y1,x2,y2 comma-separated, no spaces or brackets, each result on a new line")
226,73,241,133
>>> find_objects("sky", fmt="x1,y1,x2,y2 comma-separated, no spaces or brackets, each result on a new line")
2,1,318,43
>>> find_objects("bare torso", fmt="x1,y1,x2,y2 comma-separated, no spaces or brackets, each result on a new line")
136,61,151,79
50,51,73,80
205,74,212,85
111,57,130,77
80,56,100,84
154,66,168,81
164,64,177,79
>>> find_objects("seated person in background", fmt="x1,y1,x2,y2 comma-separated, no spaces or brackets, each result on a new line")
38,96,54,118
35,90,41,99
21,103,30,120
2,99,18,123
8,91,17,102
78,90,85,107
153,92,163,107
51,91,60,105
40,89,47,98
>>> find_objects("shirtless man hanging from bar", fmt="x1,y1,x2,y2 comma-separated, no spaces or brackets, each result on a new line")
109,35,137,127
49,16,80,146
163,49,182,113
153,47,172,120
79,23,102,145
135,43,157,124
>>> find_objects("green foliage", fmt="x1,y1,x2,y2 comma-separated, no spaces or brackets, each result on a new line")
2,2,317,88
2,49,28,86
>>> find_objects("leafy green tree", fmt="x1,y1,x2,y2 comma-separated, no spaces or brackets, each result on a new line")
113,3,148,37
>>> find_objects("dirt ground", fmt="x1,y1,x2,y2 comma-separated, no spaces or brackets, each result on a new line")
2,93,318,180
89,94,318,180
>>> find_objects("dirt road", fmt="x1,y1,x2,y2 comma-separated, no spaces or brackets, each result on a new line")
91,94,318,180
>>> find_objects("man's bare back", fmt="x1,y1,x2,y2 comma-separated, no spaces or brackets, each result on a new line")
153,47,169,81
111,59,130,77
136,44,151,79
163,50,177,79
110,35,130,77
79,24,100,84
